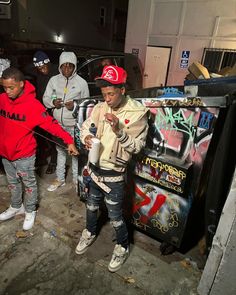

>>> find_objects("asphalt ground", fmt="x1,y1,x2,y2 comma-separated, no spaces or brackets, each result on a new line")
0,167,203,295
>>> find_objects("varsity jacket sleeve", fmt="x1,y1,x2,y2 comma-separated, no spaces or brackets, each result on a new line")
117,114,149,154
42,77,55,108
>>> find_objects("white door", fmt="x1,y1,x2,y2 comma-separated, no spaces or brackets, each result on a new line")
143,46,171,88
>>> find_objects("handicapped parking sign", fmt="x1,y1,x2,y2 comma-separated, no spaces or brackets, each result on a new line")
180,50,190,69
182,51,190,59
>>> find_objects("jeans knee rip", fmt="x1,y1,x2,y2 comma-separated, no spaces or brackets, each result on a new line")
17,171,28,177
8,184,16,190
86,204,99,212
105,197,118,205
111,219,123,228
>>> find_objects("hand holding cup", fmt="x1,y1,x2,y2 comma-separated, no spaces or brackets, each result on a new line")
88,137,100,164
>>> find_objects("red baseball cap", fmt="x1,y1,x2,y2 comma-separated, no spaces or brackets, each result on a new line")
95,65,127,84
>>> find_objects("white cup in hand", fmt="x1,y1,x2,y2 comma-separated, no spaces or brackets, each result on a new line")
89,138,100,164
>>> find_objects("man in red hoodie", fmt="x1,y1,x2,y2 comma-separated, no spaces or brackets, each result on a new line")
0,67,78,230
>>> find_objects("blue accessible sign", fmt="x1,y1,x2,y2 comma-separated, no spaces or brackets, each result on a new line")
180,50,190,69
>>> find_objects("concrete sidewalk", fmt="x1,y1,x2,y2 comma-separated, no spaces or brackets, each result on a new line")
0,172,202,295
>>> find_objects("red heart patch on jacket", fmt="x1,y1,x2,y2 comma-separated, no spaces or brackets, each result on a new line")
124,119,130,124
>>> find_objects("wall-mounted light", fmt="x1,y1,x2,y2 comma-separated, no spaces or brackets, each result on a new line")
55,34,63,43
0,1,11,4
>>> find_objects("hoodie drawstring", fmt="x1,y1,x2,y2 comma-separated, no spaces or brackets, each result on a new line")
60,78,69,126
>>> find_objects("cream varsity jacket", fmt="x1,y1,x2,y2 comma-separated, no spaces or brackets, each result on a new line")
80,96,149,172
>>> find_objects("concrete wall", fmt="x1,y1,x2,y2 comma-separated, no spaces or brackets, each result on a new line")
125,0,152,71
125,0,236,85
198,169,236,295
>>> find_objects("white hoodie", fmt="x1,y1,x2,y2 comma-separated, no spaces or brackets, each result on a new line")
43,52,89,127
0,58,10,77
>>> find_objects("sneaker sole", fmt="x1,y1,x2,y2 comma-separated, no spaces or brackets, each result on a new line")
108,263,124,272
75,247,89,255
47,183,65,192
23,224,34,231
108,254,129,272
0,210,25,221
75,237,96,255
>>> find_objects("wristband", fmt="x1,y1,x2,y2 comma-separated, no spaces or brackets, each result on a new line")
116,129,123,138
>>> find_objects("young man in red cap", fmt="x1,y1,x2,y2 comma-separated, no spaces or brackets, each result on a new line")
0,67,78,231
75,65,149,272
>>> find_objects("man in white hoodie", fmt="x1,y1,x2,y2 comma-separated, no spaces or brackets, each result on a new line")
43,51,89,191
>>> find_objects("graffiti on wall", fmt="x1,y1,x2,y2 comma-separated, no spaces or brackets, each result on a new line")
73,99,98,150
142,100,218,165
134,156,192,196
132,177,192,247
131,98,220,246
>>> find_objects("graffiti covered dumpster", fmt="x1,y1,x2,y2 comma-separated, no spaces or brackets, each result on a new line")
130,95,227,248
184,77,236,251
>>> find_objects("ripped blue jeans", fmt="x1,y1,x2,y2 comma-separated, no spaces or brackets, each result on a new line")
2,155,37,212
86,179,128,249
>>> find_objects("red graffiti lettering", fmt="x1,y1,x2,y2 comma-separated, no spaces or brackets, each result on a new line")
166,175,181,185
150,166,163,181
133,185,151,213
133,185,166,224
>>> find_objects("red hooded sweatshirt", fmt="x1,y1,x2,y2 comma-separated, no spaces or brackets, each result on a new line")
0,80,74,161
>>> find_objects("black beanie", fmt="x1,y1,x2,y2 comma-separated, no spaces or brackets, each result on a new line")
33,51,50,67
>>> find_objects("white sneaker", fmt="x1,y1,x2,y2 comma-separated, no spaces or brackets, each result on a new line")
23,211,36,231
47,179,65,192
108,244,129,272
75,229,96,255
0,204,25,221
